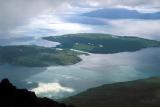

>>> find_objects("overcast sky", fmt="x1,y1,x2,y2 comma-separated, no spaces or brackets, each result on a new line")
0,0,160,45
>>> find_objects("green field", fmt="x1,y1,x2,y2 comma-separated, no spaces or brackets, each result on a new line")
44,33,160,54
65,77,160,107
0,45,82,67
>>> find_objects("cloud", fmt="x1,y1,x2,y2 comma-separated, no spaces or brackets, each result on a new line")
0,0,95,39
12,14,93,37
1,0,160,34
0,0,44,32
85,0,160,7
0,0,74,34
98,19,160,40
0,0,160,42
31,82,74,98
1,0,159,32
85,0,160,12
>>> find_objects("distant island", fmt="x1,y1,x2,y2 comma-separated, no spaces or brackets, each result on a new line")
0,78,75,107
65,77,160,107
0,45,81,67
43,33,160,54
82,8,160,19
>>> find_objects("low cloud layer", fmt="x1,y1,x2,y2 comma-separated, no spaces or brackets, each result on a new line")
0,0,67,33
86,0,160,8
0,0,160,43
1,0,160,31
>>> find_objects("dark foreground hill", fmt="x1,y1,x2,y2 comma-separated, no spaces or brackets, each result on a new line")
0,79,75,107
65,77,160,107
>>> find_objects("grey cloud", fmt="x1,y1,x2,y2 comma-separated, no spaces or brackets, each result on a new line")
0,0,72,34
1,0,160,34
0,0,160,41
85,0,160,9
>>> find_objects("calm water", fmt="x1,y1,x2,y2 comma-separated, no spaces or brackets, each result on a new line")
1,38,60,48
0,47,160,99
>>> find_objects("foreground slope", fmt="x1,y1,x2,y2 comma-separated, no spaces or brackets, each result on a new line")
0,79,75,107
44,33,160,54
65,77,160,107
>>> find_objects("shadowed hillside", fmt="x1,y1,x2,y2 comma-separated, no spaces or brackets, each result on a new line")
65,77,160,107
0,79,75,107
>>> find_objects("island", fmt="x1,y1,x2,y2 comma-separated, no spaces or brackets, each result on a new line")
0,45,81,67
65,77,160,107
43,33,160,54
1,33,160,67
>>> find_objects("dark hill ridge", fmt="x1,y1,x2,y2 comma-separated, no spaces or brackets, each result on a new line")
0,79,75,107
65,77,160,107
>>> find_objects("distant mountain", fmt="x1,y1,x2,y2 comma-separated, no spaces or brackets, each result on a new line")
83,8,160,19
0,78,75,107
65,77,160,107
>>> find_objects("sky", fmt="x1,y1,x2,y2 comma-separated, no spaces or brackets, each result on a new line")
0,0,160,45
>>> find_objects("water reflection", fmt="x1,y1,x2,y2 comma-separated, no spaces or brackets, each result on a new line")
1,38,60,48
27,47,160,99
0,65,47,89
0,48,160,99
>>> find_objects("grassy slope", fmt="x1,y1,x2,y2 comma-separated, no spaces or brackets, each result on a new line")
43,33,160,54
0,45,82,67
64,77,160,107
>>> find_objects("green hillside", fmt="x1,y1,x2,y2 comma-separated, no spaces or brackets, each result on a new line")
44,33,160,54
65,77,160,107
0,45,81,67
